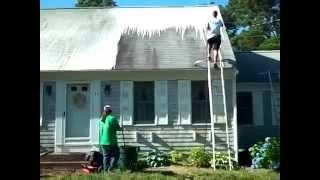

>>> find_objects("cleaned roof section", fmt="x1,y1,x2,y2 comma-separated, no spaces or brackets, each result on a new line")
40,6,235,71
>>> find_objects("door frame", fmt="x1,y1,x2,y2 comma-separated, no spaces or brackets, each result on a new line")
64,81,91,144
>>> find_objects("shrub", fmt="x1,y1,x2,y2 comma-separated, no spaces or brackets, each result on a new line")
169,150,184,164
213,152,239,170
188,147,211,168
188,147,239,169
249,137,280,169
145,150,171,167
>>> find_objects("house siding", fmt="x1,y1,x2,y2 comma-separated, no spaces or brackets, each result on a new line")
116,125,234,153
40,82,56,151
40,78,236,157
101,81,120,118
100,79,235,156
237,90,280,149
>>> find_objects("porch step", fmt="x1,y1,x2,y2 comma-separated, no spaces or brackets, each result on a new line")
40,153,86,162
47,122,55,126
40,131,54,136
40,139,54,144
40,143,54,148
40,161,88,169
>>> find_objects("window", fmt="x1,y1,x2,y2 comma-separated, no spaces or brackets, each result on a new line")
237,92,253,125
45,85,52,96
82,86,88,91
192,81,210,123
104,84,111,96
134,82,155,124
71,86,77,91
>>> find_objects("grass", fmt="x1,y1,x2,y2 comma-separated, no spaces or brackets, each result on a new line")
42,166,279,180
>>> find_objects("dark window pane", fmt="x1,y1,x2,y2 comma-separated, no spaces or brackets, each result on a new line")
192,81,210,123
237,92,253,125
71,86,77,91
134,82,155,124
104,85,111,95
82,86,88,91
45,86,52,96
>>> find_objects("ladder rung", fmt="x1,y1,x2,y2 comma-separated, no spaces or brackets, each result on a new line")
213,93,224,96
212,83,222,86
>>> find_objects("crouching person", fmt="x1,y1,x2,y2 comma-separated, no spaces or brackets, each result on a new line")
99,105,122,173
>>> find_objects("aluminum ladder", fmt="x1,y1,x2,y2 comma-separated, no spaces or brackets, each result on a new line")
209,50,232,171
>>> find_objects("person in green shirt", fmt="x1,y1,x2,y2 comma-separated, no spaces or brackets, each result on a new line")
99,105,121,173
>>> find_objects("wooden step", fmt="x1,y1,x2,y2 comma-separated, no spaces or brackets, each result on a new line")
40,139,54,144
40,131,54,136
40,153,86,162
40,161,88,169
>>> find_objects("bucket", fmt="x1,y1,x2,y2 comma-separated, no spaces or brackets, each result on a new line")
118,146,139,170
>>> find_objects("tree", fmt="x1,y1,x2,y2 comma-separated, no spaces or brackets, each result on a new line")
76,0,117,7
220,0,280,51
257,36,280,50
231,26,265,51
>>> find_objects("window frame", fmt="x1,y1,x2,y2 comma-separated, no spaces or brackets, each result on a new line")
133,81,156,125
236,91,254,126
191,81,211,125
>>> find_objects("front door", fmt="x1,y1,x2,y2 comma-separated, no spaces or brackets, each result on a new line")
66,83,90,138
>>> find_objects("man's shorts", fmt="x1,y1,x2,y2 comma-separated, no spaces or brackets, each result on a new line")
207,35,221,50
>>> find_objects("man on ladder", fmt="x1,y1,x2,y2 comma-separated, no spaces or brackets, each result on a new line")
204,9,232,171
206,10,224,69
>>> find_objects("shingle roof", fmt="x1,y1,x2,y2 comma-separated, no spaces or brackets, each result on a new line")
40,6,236,71
235,51,280,83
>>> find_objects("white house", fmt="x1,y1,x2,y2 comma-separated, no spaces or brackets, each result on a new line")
40,6,279,162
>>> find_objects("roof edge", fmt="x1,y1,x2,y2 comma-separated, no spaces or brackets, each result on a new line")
235,50,280,53
40,5,217,10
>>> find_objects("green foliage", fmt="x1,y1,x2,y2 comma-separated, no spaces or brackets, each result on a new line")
249,137,280,169
258,37,280,50
145,150,171,167
188,147,211,168
231,28,265,51
75,0,117,7
169,150,184,164
220,0,280,50
169,150,191,166
188,147,239,170
214,152,239,170
224,0,276,28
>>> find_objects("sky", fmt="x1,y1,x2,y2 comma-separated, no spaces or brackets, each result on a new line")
40,0,229,9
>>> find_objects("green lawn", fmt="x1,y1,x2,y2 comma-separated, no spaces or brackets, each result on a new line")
42,166,279,180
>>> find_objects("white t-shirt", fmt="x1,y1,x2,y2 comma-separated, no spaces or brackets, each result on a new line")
207,17,224,39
